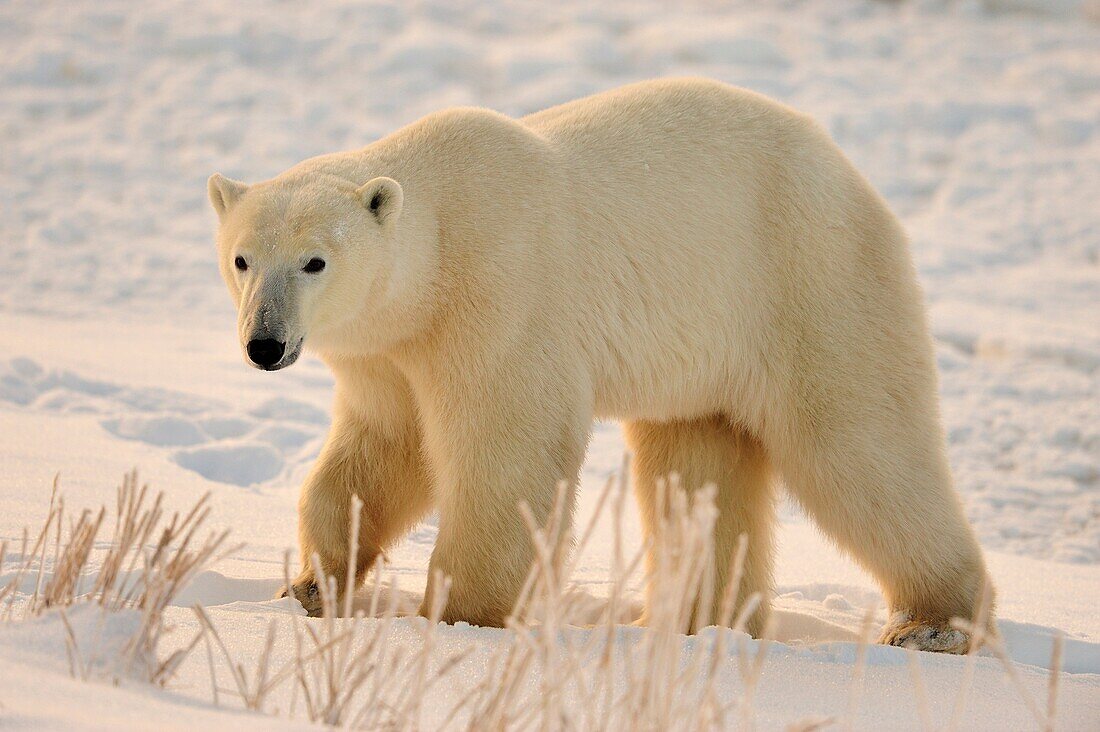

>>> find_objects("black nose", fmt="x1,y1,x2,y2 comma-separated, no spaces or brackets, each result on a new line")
247,338,285,367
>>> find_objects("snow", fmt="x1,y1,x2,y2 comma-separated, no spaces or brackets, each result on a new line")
1,0,1099,728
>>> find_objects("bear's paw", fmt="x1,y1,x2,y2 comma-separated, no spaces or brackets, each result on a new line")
878,612,971,654
277,580,324,617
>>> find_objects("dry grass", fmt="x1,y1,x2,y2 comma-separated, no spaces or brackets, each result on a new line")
192,496,473,727
1,467,1071,730
0,470,233,683
948,586,1065,732
183,468,775,729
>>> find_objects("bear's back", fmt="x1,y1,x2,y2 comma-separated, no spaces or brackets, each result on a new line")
522,78,816,166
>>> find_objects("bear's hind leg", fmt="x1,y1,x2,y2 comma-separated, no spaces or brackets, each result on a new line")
776,426,990,654
625,417,776,637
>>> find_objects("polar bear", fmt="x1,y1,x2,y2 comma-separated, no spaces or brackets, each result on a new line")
208,78,991,652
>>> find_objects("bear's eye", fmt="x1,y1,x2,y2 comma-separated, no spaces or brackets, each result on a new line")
234,256,248,271
303,258,326,273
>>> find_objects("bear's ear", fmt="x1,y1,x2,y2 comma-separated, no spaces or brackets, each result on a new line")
356,177,403,226
208,173,249,219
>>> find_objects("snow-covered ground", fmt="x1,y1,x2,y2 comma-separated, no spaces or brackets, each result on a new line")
1,0,1098,728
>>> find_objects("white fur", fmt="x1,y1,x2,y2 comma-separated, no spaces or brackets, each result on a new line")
210,78,991,650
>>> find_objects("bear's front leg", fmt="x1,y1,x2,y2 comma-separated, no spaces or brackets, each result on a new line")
415,375,590,627
281,360,435,616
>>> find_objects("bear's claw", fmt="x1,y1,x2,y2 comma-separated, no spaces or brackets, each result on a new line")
277,581,324,617
879,612,970,654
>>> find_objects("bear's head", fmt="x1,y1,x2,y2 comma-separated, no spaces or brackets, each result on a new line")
208,172,432,370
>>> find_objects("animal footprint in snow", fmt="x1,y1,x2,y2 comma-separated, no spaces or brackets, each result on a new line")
102,415,209,447
0,357,43,405
252,424,315,451
248,397,328,425
197,416,253,440
1,356,328,487
173,443,284,487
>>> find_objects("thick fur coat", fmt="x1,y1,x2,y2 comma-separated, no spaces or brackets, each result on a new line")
209,78,990,652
